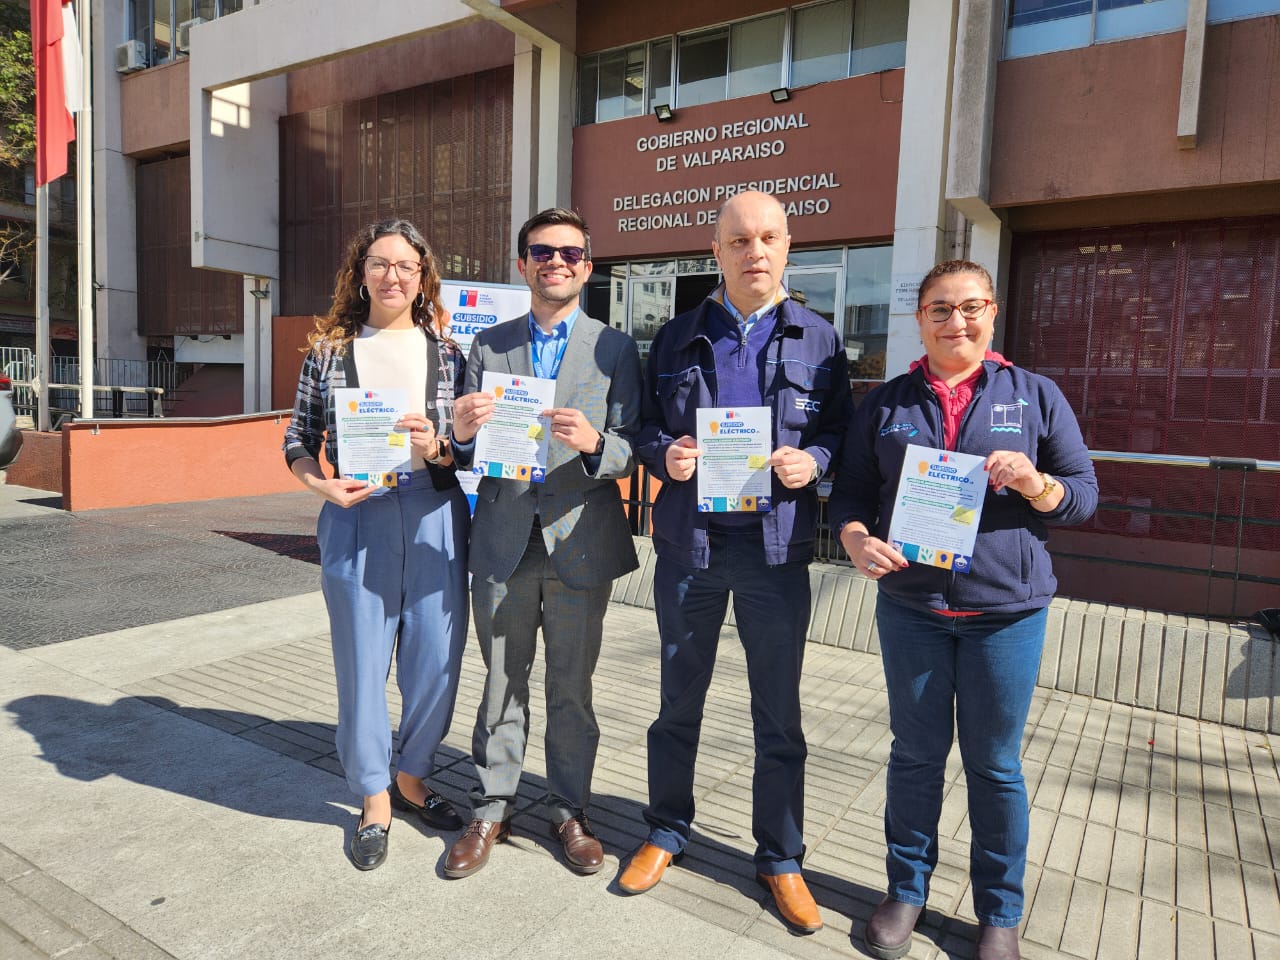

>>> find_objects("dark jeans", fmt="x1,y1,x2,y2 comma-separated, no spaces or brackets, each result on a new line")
874,591,1048,926
643,529,811,874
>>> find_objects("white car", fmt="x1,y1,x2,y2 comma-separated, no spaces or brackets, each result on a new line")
0,374,22,469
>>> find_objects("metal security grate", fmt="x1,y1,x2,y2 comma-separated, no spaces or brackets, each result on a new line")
278,67,515,319
1005,216,1280,613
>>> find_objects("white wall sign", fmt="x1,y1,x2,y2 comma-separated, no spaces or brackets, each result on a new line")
441,280,531,356
891,274,922,314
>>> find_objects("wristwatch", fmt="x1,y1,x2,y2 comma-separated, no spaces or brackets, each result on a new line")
1022,473,1057,504
590,432,606,456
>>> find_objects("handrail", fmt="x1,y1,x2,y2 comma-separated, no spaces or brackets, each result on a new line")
12,380,164,397
68,409,292,427
1088,449,1280,472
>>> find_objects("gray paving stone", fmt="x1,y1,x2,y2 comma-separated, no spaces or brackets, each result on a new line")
1143,840,1175,904
1138,897,1177,959
0,884,84,956
1060,877,1105,958
1210,919,1254,960
1175,909,1215,960
1241,860,1280,934
1095,887,1141,960
0,925,43,960
1158,626,1185,715
1179,628,1208,719
1174,844,1209,913
1108,831,1145,894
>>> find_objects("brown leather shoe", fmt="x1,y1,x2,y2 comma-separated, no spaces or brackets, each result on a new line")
757,872,823,933
552,814,604,874
618,842,679,894
864,897,923,959
976,923,1021,960
442,819,510,878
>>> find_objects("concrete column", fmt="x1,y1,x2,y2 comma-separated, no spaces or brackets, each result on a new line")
944,0,1010,349
507,35,575,283
92,0,146,364
971,217,1012,353
510,39,539,282
536,41,574,211
884,0,959,379
242,276,275,413
1177,0,1208,148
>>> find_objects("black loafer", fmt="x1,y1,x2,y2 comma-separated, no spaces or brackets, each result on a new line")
389,779,464,831
349,819,389,871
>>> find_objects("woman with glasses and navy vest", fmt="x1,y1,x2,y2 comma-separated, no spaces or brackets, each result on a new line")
828,260,1097,960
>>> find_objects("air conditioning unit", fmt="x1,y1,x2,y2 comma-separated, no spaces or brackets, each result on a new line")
176,17,207,53
115,40,147,74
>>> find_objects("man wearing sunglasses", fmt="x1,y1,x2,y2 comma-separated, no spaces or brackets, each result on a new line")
620,190,852,934
446,208,642,879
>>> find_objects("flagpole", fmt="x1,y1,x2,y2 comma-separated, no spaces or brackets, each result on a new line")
76,0,93,418
35,183,51,433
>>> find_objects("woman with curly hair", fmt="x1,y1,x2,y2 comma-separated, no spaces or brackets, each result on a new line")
283,219,468,870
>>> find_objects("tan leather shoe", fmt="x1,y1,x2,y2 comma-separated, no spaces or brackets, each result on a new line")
757,872,823,933
443,819,510,878
618,842,678,894
552,814,604,874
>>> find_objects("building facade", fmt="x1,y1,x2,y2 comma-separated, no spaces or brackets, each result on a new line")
64,0,1280,614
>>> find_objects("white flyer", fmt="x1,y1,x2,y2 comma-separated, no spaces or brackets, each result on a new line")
695,405,773,513
472,372,556,482
887,443,988,573
334,387,411,488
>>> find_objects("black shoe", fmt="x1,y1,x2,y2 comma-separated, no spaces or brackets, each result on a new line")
349,818,389,871
389,778,464,831
864,897,923,960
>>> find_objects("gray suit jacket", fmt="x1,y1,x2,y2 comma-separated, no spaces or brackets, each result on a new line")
453,312,642,590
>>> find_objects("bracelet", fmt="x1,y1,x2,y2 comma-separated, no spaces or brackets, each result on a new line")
1022,473,1057,503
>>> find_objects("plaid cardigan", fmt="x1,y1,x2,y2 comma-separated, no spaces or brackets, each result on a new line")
282,330,462,490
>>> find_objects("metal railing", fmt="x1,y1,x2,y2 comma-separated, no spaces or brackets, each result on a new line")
10,381,165,426
1068,450,1280,619
621,449,1280,620
1,347,195,420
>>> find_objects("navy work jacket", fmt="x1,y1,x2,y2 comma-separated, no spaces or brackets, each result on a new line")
636,295,852,569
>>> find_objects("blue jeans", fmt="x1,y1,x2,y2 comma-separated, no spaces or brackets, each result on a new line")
874,592,1048,927
644,529,810,875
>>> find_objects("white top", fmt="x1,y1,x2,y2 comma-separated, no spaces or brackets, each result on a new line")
353,325,429,471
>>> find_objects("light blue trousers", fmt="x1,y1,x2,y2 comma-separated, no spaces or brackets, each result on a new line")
318,476,470,798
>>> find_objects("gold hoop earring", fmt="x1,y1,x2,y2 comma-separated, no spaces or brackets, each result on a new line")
359,285,369,302
414,291,425,309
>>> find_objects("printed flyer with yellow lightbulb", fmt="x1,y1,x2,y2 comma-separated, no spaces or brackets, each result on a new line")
472,371,556,482
334,387,411,487
695,406,773,512
886,444,988,573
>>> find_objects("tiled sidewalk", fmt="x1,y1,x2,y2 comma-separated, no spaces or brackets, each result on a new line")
8,601,1270,959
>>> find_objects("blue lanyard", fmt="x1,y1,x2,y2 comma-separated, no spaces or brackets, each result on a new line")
532,324,569,379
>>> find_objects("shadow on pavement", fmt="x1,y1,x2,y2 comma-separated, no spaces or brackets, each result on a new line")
7,693,352,830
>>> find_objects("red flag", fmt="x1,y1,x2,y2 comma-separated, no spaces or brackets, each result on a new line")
29,0,77,186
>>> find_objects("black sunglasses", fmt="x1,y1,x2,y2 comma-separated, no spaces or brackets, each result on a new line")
525,243,586,266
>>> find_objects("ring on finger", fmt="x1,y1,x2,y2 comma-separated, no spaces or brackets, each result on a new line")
868,561,879,573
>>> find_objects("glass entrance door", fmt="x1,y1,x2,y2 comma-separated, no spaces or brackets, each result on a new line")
783,267,841,327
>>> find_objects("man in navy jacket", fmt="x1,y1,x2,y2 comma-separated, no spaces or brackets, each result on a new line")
618,191,851,934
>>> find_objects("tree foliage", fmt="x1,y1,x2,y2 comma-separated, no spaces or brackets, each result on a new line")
0,220,32,284
0,0,36,168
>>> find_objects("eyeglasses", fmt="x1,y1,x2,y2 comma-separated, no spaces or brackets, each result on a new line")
525,244,587,266
920,298,993,322
363,257,423,279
